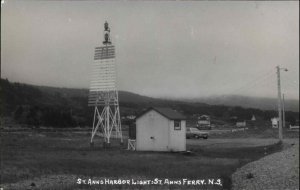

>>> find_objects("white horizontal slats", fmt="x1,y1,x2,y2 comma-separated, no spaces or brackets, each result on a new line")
88,45,119,106
94,46,115,60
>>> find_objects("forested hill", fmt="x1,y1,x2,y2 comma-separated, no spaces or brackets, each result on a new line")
1,79,298,127
35,85,161,104
183,95,299,113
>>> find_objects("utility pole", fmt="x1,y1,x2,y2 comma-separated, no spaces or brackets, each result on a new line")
282,93,285,129
276,66,283,141
276,66,288,142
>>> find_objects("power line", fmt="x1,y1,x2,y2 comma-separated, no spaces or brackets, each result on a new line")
220,69,276,96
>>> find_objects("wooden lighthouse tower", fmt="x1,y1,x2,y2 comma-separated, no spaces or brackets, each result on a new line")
88,21,123,146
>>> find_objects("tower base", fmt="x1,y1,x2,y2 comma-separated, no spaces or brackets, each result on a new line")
90,105,123,146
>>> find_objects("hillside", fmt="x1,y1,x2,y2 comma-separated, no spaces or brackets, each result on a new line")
188,95,299,112
35,85,160,104
35,86,299,112
1,79,299,128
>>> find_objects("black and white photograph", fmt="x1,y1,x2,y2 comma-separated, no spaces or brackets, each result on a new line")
1,0,299,189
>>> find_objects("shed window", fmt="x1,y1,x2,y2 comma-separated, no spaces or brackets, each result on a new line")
174,120,181,130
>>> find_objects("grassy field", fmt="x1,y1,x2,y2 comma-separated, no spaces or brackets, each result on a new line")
0,130,295,190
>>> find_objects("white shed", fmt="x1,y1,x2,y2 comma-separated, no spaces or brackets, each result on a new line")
135,107,186,152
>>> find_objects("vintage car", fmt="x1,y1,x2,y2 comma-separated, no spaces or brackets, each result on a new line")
186,127,209,139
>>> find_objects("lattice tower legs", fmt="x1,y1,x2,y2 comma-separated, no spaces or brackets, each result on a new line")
90,103,123,145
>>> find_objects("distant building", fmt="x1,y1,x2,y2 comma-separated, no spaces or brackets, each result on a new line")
289,125,299,130
230,116,238,122
251,115,256,121
289,119,299,130
271,117,279,128
236,121,246,127
197,115,211,127
134,107,186,152
126,115,136,120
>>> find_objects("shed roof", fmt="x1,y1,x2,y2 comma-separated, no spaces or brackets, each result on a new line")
136,107,186,120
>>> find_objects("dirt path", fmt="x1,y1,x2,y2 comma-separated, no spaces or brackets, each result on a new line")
187,138,278,148
231,139,299,190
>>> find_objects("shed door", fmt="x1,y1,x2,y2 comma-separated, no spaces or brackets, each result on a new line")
169,120,186,151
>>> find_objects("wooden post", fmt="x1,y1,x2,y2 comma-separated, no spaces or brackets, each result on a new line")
276,66,283,141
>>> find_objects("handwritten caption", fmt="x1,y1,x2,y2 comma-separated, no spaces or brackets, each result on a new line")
77,178,222,186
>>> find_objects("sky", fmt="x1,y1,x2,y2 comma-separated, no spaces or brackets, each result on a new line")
1,1,299,99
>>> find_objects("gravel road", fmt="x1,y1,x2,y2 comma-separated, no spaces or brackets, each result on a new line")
187,138,278,148
232,139,299,190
